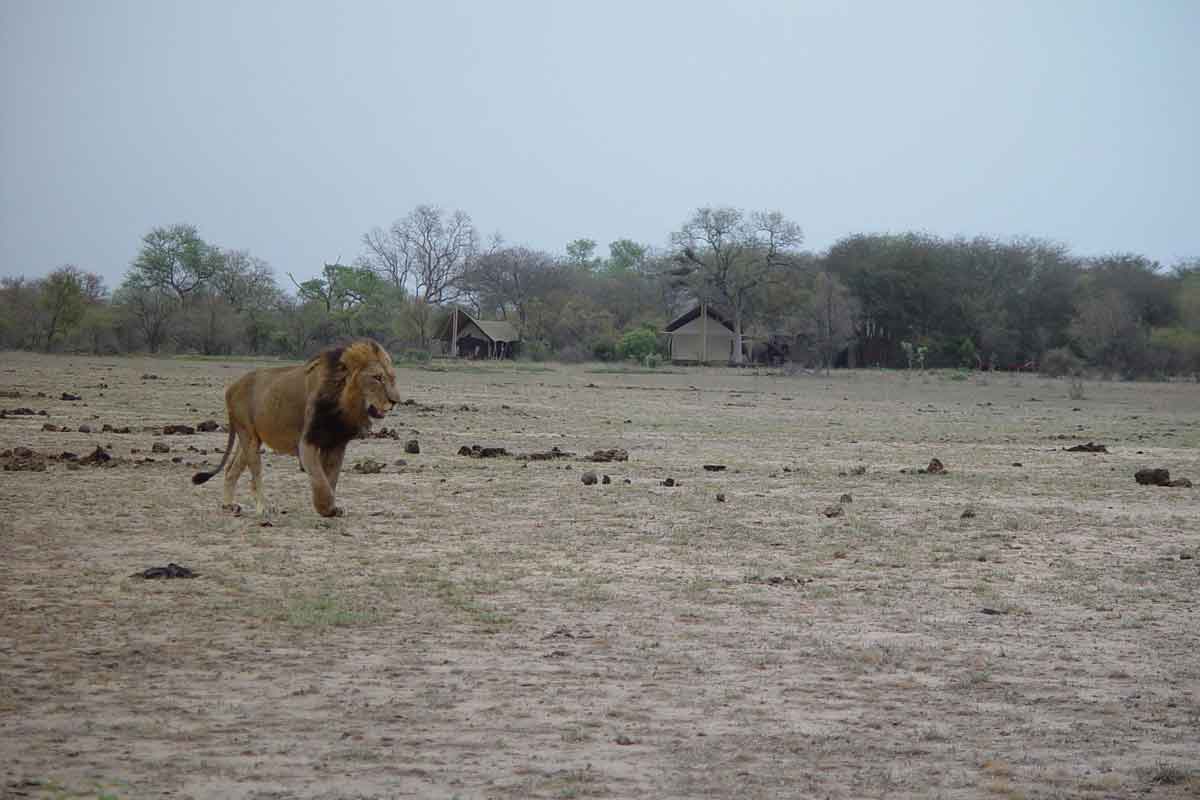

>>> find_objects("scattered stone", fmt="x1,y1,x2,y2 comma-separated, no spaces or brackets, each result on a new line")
458,444,509,458
353,458,385,474
1135,468,1172,486
746,574,812,588
58,451,79,461
703,464,726,472
1179,553,1194,561
131,563,196,579
849,464,868,476
151,442,170,454
1065,442,1107,453
79,446,113,466
393,458,408,466
716,492,726,502
163,424,196,435
924,458,946,474
41,422,60,432
961,507,977,519
370,426,400,439
141,373,160,380
60,392,81,401
2,446,47,471
588,448,629,463
822,504,844,518
614,735,637,746
2,407,47,417
77,423,92,433
661,478,678,487
602,474,611,485
979,607,1007,616
110,426,131,434
521,446,574,461
1011,462,1023,467
581,470,598,485
197,419,220,432
0,389,19,398
404,439,420,454
839,493,853,504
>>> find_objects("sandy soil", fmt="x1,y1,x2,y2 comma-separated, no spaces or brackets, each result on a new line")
1,352,1198,799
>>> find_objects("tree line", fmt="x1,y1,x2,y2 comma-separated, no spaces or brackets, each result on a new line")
2,205,1198,377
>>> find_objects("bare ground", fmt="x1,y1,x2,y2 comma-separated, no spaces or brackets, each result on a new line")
1,352,1198,799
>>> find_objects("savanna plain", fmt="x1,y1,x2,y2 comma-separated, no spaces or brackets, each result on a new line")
1,351,1198,800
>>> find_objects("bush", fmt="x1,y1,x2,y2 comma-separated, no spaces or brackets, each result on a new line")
402,349,431,363
1041,347,1082,377
643,353,662,369
617,326,661,361
521,339,551,363
591,336,618,362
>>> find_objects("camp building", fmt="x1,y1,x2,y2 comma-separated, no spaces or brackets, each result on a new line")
664,304,740,364
437,308,521,359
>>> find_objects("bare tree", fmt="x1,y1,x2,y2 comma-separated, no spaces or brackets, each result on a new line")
808,271,858,374
363,205,478,302
671,207,803,364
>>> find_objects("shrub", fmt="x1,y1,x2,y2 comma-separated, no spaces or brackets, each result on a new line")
643,353,662,369
617,326,661,361
1040,347,1082,377
402,349,431,363
520,339,551,362
591,336,617,362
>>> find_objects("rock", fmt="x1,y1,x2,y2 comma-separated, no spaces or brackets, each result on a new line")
405,439,420,454
163,424,196,435
141,373,160,380
961,507,977,519
457,445,509,458
588,448,629,463
79,446,113,465
716,492,726,502
41,423,59,432
924,458,946,474
77,424,91,433
1011,462,1022,467
2,446,47,472
197,419,220,432
131,563,196,579
1065,442,1107,453
602,474,611,485
822,504,844,518
839,493,853,504
393,458,408,466
1135,468,1172,486
112,426,131,434
353,458,384,474
581,471,598,485
61,392,81,401
703,464,726,472
661,478,677,487
521,446,574,460
151,442,170,454
1168,478,1193,488
0,389,19,398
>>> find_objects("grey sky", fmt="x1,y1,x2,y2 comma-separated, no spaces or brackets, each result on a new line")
2,0,1197,290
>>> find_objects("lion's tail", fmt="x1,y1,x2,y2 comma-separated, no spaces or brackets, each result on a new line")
192,428,237,485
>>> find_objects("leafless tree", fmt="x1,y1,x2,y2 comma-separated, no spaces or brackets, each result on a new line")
363,205,478,303
808,271,859,374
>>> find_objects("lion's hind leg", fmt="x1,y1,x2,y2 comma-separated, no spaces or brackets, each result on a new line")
221,439,248,513
242,436,270,517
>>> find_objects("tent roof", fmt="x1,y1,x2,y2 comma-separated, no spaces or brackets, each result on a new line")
439,309,520,343
664,304,735,333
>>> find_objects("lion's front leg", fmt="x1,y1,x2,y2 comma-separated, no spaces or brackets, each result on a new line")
322,444,347,495
300,441,343,518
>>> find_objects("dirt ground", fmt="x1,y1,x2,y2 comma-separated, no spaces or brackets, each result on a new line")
1,351,1198,800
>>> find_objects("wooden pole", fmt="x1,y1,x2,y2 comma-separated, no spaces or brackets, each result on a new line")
701,302,708,364
451,309,459,358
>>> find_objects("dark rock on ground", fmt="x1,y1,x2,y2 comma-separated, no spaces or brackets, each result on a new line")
197,419,220,432
1135,468,1172,486
61,392,81,401
1065,442,1107,453
163,424,196,435
405,439,420,454
353,458,384,474
588,448,629,463
522,446,574,461
79,446,113,466
661,478,677,487
132,563,196,579
458,444,509,458
822,504,844,518
703,464,726,472
151,442,170,454
581,471,598,485
602,474,611,485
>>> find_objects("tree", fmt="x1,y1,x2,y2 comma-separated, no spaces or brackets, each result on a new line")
606,239,649,274
1070,289,1143,373
114,280,174,353
565,238,601,271
364,205,477,303
460,246,563,333
38,266,90,350
671,207,803,364
130,224,212,303
807,271,858,374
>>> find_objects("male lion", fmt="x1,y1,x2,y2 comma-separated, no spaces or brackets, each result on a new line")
192,339,400,517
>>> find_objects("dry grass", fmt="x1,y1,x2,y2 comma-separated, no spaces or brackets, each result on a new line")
1,354,1198,799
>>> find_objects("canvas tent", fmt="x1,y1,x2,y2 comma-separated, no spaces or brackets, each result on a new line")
664,304,739,363
437,308,520,359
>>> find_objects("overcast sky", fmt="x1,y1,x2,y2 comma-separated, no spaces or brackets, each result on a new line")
2,0,1197,290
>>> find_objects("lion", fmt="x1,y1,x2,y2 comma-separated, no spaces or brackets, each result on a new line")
192,339,400,517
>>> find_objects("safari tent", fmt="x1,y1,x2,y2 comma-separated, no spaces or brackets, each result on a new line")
437,308,520,359
664,304,739,364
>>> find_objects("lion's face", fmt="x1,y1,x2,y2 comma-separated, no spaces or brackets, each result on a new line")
357,352,400,420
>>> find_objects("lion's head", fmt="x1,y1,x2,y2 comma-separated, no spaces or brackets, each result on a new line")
306,339,400,448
